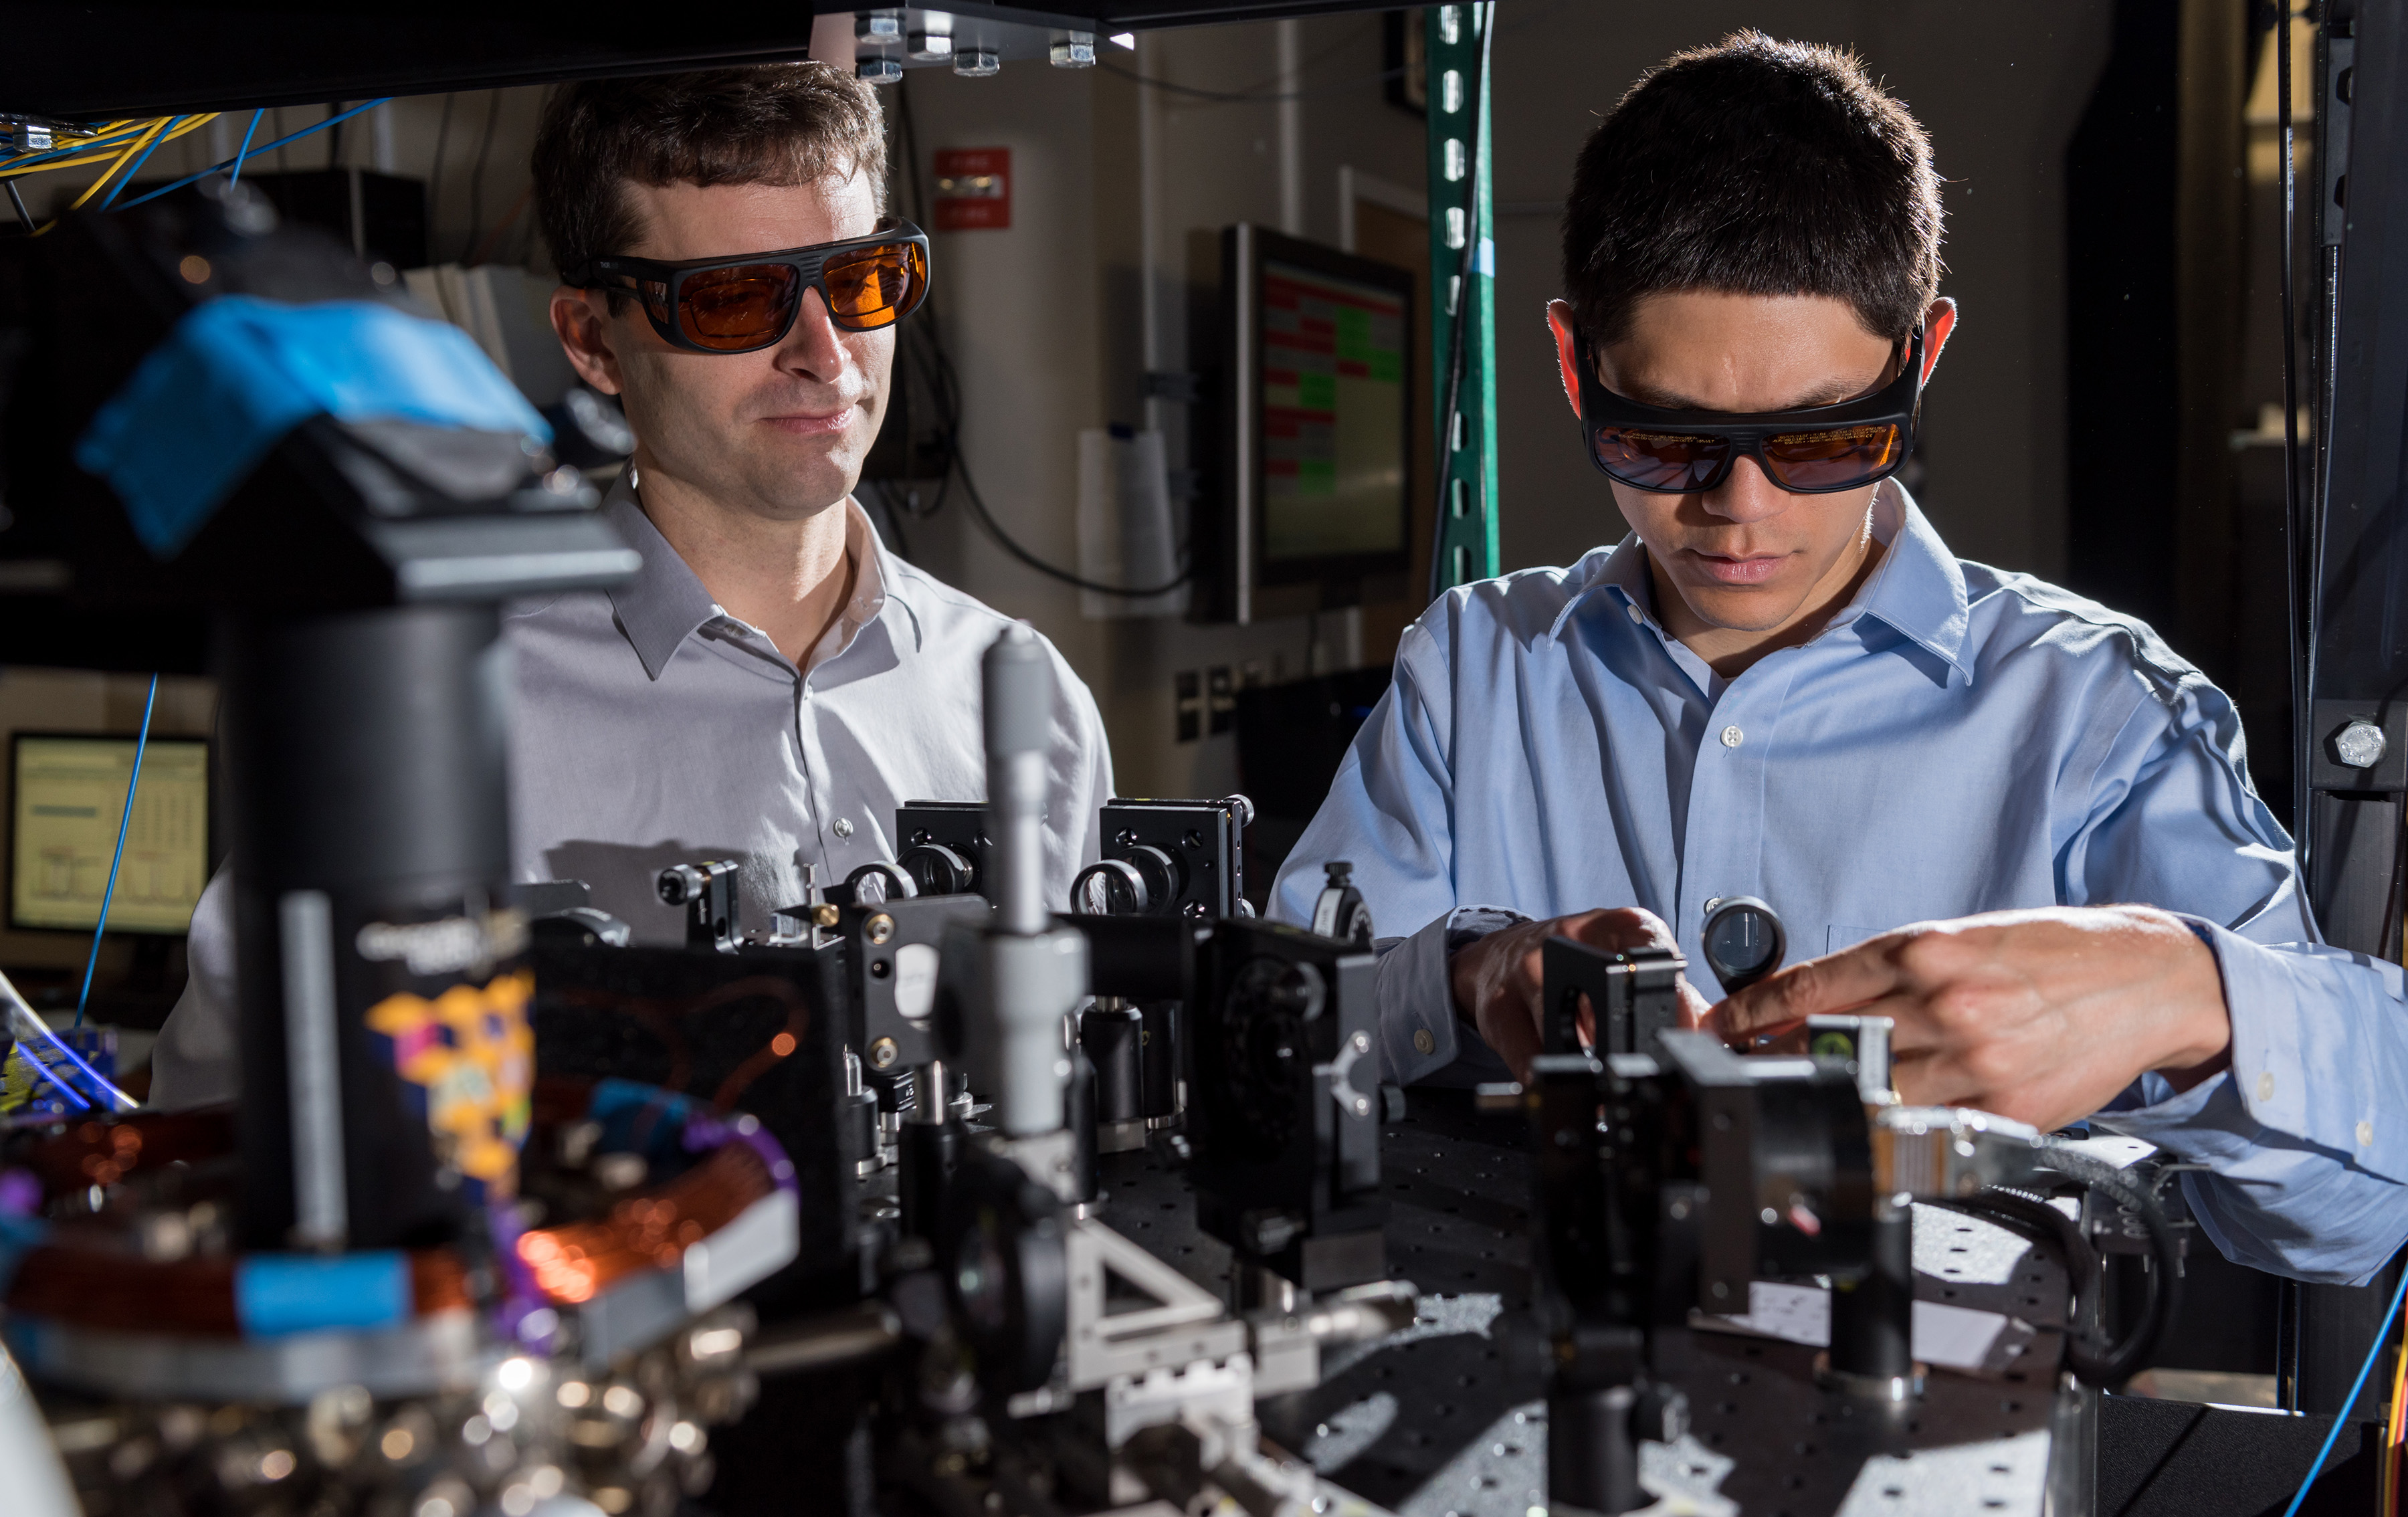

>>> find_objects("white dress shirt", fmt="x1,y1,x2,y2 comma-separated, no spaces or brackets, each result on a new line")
152,476,1113,1106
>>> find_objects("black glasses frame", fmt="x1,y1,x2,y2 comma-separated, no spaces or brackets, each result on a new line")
1573,326,1926,495
581,222,932,355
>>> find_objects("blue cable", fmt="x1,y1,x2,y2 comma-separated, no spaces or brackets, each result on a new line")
2279,1261,2408,1517
96,116,183,211
73,672,157,1029
226,108,263,189
117,100,386,211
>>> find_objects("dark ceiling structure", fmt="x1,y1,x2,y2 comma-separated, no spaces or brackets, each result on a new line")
0,1,1399,119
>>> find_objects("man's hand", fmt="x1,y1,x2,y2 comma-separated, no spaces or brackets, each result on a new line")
1708,907,2232,1131
1449,908,1712,1080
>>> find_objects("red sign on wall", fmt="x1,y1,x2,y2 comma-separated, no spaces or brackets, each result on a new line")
933,147,1011,231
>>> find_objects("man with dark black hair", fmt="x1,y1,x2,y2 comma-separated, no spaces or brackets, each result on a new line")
1272,32,2407,1284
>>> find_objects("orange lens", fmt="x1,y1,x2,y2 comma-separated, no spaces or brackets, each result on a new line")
823,242,925,328
1761,423,1902,490
676,263,801,350
1591,427,1730,492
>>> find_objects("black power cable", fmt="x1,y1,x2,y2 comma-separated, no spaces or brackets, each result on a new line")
2280,5,2315,918
463,90,500,266
429,92,456,251
890,76,1188,599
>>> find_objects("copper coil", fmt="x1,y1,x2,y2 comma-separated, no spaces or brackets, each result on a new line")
23,1108,237,1193
5,1243,470,1336
514,1139,775,1305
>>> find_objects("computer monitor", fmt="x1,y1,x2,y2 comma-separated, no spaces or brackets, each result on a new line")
1205,225,1416,622
9,734,211,935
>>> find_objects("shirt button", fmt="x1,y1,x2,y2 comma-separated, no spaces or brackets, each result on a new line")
1413,1028,1436,1055
2257,1071,2276,1102
833,817,854,839
2359,1120,2375,1147
1720,725,1744,748
1625,602,1643,623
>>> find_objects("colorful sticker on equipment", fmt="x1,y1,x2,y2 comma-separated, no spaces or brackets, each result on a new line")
366,969,534,1195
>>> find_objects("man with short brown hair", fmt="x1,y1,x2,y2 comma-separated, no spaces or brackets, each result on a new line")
153,64,1112,1105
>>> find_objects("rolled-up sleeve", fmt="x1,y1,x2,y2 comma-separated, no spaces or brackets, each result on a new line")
2072,668,2408,1283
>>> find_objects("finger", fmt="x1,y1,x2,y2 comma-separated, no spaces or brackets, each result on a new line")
1564,906,1678,954
1725,1016,1807,1051
1890,1049,1996,1112
1576,991,1595,1051
1677,981,1714,1031
1480,987,1546,1085
1750,1024,1812,1056
1711,942,1908,1038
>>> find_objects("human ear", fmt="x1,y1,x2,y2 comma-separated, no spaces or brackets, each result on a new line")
1917,297,1959,384
551,287,627,397
1546,299,1584,420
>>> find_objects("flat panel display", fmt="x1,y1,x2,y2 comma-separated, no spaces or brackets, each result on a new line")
10,735,210,934
1260,258,1411,562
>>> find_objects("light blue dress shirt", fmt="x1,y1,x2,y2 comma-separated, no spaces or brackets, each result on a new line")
1269,484,2408,1285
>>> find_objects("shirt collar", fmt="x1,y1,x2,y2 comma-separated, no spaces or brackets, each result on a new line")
1551,480,1971,678
601,469,918,681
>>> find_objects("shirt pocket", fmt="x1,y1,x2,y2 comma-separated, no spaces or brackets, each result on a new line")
1825,924,1894,955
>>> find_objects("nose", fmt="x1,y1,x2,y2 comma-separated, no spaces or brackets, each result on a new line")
776,287,850,382
1702,453,1791,524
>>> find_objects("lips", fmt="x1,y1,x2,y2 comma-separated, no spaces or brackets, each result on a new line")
761,407,857,437
1683,549,1790,586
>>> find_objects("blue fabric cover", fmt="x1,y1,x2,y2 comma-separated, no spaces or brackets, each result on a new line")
74,296,552,558
234,1249,413,1338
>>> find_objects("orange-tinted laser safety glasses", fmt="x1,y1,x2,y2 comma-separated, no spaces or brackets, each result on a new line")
582,223,932,355
1573,325,1924,495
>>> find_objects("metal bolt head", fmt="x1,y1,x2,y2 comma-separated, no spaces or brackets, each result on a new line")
2334,718,2388,769
1051,32,1098,67
1634,1385,1689,1443
857,57,904,85
870,1037,900,1070
955,48,1001,77
855,11,902,40
866,912,896,945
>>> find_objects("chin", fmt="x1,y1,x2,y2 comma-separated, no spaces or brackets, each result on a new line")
1686,587,1809,635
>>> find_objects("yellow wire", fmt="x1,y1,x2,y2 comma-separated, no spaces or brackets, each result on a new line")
0,112,217,181
2384,1343,2407,1517
61,115,170,214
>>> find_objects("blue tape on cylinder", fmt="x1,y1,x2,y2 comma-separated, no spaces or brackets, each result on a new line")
233,1249,412,1338
74,295,553,559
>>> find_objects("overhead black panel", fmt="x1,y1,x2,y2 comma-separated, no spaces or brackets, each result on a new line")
0,0,1397,120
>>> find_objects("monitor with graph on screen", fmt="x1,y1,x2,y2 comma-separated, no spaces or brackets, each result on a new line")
9,734,211,935
1208,224,1417,623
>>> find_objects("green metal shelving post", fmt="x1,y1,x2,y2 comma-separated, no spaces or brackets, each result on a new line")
1426,2,1499,598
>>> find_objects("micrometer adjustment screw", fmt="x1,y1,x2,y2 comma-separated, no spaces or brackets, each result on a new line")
870,1038,900,1070
2334,718,2388,770
866,913,896,945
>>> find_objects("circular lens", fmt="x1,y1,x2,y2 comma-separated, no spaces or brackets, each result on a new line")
900,843,975,897
1761,423,1903,492
1591,427,1729,492
1701,896,1787,995
1072,858,1149,915
677,263,800,350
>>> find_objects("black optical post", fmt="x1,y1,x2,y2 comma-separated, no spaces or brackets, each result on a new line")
225,606,506,1248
